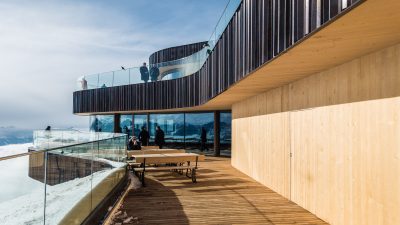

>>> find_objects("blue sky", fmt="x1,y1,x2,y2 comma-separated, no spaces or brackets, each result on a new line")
0,0,229,129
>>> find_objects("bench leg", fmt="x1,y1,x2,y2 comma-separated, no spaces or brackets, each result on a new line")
141,171,146,187
191,168,197,183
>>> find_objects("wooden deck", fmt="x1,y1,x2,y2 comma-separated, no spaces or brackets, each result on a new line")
120,157,327,225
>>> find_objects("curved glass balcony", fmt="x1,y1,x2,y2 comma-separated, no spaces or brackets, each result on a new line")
0,130,127,224
77,0,242,91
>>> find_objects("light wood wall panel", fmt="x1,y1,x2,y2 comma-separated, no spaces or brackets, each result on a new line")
232,112,291,199
232,43,400,225
290,98,400,225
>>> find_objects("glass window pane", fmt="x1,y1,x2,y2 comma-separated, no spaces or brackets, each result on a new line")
149,114,184,143
120,115,133,137
90,115,114,133
133,114,147,137
220,112,232,144
185,113,214,146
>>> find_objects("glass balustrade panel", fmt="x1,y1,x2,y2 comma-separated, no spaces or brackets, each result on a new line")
0,152,46,225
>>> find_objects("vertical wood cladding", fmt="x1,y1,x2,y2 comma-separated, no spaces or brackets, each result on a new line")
149,41,208,64
73,0,360,114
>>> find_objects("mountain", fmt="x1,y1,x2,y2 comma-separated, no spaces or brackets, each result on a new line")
0,127,33,146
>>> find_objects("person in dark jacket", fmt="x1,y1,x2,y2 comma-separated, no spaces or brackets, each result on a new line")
149,65,160,82
139,62,149,83
138,126,150,146
200,127,209,152
45,126,51,131
154,126,165,149
128,136,141,150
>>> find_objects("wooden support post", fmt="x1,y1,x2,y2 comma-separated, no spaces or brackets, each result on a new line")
132,113,135,137
114,114,121,133
214,111,221,157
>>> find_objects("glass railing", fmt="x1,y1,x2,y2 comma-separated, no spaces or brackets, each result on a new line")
0,131,127,225
32,129,118,149
77,0,242,91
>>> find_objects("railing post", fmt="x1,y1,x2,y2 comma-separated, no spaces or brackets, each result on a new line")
132,113,135,137
43,151,48,225
214,111,221,157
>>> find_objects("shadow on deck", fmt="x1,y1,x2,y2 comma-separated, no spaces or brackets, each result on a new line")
119,157,327,225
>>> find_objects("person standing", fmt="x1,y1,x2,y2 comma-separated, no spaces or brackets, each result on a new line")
139,126,150,146
155,126,165,149
150,65,160,82
139,62,149,83
80,77,88,90
200,127,209,152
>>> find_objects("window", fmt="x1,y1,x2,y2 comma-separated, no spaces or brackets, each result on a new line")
149,114,184,143
185,113,214,143
220,113,232,144
133,114,147,137
120,115,133,137
89,115,114,132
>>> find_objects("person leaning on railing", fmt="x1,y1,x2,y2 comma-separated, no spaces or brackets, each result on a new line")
140,62,149,83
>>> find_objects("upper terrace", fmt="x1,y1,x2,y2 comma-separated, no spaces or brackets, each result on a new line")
76,0,241,91
73,0,400,116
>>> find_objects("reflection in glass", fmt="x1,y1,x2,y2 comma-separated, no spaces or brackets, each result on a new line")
149,114,184,143
185,113,214,144
90,115,114,132
120,115,133,137
220,112,232,144
133,115,147,137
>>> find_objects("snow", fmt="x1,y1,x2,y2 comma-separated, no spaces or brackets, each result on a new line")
0,143,126,225
0,143,31,157
0,168,122,225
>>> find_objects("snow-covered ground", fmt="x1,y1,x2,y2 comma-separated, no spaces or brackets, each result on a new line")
0,143,31,157
0,143,126,225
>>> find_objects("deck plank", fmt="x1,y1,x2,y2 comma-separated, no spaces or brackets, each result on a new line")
120,157,327,225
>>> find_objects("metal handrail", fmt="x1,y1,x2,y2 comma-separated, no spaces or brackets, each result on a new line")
0,132,127,162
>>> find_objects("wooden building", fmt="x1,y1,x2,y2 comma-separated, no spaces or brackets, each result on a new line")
73,0,400,224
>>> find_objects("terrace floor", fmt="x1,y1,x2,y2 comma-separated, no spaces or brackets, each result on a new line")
118,157,327,225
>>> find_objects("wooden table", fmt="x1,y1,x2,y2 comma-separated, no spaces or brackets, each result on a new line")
131,153,202,164
127,153,205,186
127,149,185,158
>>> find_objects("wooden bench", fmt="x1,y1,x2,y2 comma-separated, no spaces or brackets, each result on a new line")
140,145,160,150
129,153,205,186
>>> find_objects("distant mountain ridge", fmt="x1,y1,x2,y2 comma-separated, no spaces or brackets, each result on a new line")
0,127,33,146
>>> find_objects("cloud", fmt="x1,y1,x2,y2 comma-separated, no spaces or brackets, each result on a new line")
0,0,228,129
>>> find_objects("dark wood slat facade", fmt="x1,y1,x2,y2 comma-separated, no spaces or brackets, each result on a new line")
149,41,207,65
73,0,360,114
